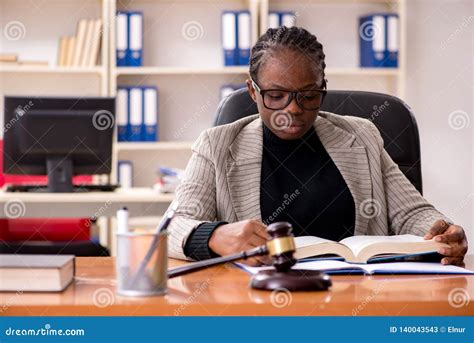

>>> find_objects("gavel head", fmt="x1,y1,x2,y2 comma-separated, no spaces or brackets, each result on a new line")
265,222,297,272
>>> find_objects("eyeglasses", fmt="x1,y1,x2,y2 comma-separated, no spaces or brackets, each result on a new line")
252,79,327,111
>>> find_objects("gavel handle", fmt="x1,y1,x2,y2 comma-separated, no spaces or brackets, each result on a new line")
168,245,268,279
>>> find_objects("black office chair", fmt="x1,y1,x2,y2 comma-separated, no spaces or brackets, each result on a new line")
214,89,423,194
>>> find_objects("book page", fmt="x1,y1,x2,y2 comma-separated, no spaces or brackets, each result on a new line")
293,236,353,260
294,236,334,248
339,234,425,259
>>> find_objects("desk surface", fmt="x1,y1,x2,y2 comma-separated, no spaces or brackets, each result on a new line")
2,256,473,316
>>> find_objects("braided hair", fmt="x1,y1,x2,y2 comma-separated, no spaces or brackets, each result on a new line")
249,26,327,89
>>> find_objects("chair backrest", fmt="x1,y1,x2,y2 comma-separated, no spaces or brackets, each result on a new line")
214,89,423,194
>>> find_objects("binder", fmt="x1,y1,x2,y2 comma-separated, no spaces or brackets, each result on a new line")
222,11,237,66
359,14,386,67
128,87,143,141
385,14,399,67
280,11,296,27
142,86,158,142
237,11,251,65
268,12,280,29
127,11,143,66
118,161,133,189
116,11,128,66
116,87,129,142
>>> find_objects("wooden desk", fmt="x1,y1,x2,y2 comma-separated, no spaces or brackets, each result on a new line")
1,256,473,316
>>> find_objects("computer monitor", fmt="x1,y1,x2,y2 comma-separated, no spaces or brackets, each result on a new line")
3,96,115,192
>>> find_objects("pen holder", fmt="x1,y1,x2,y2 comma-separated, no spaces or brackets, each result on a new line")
116,231,168,297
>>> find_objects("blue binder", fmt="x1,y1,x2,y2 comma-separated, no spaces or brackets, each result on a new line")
222,11,237,66
359,14,386,67
142,86,158,141
384,14,399,68
116,11,128,66
237,11,251,65
116,87,129,141
128,87,143,141
127,11,143,66
268,11,280,28
280,11,296,27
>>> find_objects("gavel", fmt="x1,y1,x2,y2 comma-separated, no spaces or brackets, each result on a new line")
168,222,331,291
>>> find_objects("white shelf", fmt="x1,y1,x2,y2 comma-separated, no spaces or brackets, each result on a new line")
326,67,400,76
270,0,399,3
116,141,193,151
113,66,398,77
114,66,249,76
0,65,105,74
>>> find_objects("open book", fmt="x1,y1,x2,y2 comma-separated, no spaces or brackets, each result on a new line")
293,234,449,263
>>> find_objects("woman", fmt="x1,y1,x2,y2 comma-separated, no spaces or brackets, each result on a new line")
167,27,467,266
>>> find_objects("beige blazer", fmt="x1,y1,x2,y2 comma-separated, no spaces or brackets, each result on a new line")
168,111,451,259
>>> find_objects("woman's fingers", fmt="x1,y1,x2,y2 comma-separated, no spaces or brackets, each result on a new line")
424,219,450,239
434,225,465,243
441,256,465,267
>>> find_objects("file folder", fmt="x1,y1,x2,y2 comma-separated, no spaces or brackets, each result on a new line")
359,14,386,67
128,11,143,66
116,11,128,66
128,87,143,141
222,11,237,66
142,86,158,142
385,14,399,67
237,11,251,65
116,87,129,142
118,160,133,189
280,11,296,27
268,12,280,29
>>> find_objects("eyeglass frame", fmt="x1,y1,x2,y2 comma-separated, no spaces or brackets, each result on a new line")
251,79,327,111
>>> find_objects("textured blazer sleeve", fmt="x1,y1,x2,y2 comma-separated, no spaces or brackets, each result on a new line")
167,130,218,260
368,123,453,236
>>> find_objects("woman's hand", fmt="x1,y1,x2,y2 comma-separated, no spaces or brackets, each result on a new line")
209,219,271,266
424,219,468,266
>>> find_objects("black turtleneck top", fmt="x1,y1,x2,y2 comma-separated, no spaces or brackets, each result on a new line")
184,124,355,260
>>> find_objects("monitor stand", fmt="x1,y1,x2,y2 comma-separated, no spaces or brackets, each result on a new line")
46,157,74,192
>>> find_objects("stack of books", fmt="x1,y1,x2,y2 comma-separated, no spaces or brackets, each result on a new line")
153,167,183,194
57,18,103,67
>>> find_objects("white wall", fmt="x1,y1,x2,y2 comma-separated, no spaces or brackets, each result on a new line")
405,0,473,250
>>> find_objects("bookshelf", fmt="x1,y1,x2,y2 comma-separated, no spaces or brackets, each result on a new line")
1,0,407,197
0,0,110,100
259,0,407,97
